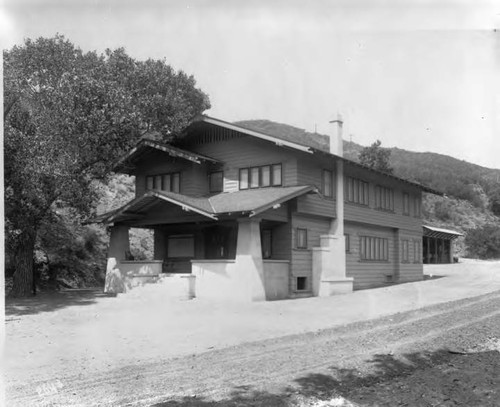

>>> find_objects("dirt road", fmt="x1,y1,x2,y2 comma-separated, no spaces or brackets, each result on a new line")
8,289,500,406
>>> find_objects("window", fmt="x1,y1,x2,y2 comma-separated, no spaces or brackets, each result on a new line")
209,171,223,193
239,169,249,190
345,234,350,252
296,277,307,291
296,228,308,249
413,239,421,263
403,193,410,215
345,177,369,205
414,196,421,217
146,172,180,193
239,164,282,189
261,229,272,259
375,185,394,211
167,234,195,258
401,239,409,263
322,169,334,198
360,236,389,261
261,166,271,187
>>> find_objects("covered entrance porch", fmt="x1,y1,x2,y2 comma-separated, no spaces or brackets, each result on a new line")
96,186,314,301
423,225,463,264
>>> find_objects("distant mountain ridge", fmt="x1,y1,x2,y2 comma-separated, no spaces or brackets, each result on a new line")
235,119,500,253
235,119,500,198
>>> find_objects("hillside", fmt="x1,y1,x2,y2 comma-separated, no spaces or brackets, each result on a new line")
236,119,500,256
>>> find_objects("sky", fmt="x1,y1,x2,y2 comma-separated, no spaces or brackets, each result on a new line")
2,0,500,169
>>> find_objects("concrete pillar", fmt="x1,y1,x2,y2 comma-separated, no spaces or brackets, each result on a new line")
104,224,130,294
312,117,353,296
234,218,266,301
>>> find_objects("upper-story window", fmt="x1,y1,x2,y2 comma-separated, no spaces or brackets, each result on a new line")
209,171,223,193
146,172,180,193
322,169,334,198
239,164,282,190
414,195,421,217
375,185,394,211
345,176,369,205
403,193,410,215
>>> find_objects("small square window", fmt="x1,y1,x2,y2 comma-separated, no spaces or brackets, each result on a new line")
296,277,307,291
296,228,307,249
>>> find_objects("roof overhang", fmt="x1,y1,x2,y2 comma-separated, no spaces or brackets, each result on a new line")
186,115,442,196
114,139,221,174
423,225,463,240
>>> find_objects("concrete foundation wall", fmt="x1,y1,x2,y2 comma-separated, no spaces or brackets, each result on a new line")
263,260,290,300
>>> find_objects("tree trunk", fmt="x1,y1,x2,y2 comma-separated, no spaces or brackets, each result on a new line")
10,230,36,298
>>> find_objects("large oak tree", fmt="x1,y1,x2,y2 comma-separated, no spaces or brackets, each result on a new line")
4,35,210,297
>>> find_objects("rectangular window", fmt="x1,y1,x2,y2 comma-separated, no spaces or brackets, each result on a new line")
345,234,350,252
413,239,421,263
239,164,282,189
146,176,154,190
345,177,369,205
167,234,195,258
146,172,180,193
272,164,282,186
261,229,272,259
402,239,409,263
360,236,389,261
261,166,271,187
239,168,249,190
403,193,410,215
322,169,333,198
250,167,260,188
296,228,308,249
209,171,223,193
296,276,307,291
414,196,421,217
375,185,394,211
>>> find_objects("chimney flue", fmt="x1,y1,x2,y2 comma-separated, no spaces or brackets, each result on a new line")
329,113,344,157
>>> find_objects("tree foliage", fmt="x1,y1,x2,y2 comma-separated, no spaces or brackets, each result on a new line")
465,225,500,259
358,140,394,174
4,35,210,296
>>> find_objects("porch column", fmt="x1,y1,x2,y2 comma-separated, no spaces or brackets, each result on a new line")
104,224,130,293
313,116,353,296
234,218,266,301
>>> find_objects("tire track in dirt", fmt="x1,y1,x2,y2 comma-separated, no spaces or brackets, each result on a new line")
8,290,500,407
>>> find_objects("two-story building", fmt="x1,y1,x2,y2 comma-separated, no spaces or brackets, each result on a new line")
95,115,441,301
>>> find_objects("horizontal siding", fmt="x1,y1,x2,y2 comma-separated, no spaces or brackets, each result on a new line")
191,136,298,190
344,223,396,289
290,214,331,292
296,195,336,218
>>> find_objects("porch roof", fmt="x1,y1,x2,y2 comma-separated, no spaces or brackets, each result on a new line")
91,185,316,224
423,225,463,240
114,139,221,174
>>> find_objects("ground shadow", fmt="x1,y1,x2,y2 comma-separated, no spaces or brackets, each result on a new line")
5,288,112,317
148,347,500,406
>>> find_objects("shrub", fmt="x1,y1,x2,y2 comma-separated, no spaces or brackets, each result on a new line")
465,224,500,259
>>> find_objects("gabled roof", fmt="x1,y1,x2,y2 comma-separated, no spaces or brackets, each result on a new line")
423,225,463,240
114,139,221,174
92,186,316,224
182,115,442,195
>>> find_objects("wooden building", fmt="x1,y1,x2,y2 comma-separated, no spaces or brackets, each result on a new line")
95,115,442,301
423,225,463,264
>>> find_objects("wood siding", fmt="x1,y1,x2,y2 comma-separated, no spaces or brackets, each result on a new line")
189,136,299,191
290,214,331,292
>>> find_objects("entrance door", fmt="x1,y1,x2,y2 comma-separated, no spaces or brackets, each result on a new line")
204,226,230,259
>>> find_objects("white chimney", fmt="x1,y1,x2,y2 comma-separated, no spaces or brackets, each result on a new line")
329,113,344,157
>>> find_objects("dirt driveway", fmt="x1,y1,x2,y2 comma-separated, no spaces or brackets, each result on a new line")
5,259,500,406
